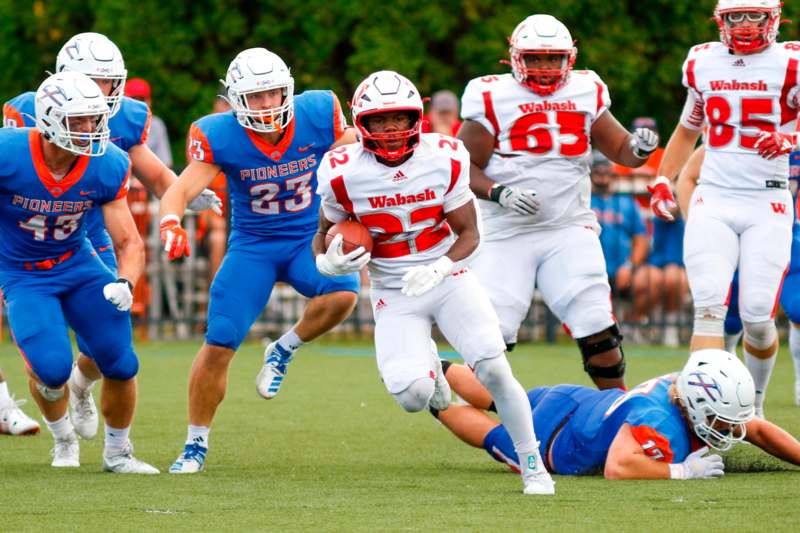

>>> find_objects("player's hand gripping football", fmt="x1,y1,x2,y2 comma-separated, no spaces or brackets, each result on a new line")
316,233,371,276
187,188,224,215
490,184,540,216
160,215,191,260
668,446,725,480
630,128,659,159
754,131,799,160
401,256,454,297
103,278,134,312
648,176,677,222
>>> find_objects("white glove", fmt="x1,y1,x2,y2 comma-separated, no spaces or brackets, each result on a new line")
401,256,454,297
668,447,725,480
630,128,659,159
103,279,134,312
490,184,540,216
187,188,223,215
316,233,370,276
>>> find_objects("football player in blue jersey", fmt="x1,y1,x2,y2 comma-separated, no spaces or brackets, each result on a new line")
0,71,159,473
159,48,360,473
678,146,800,418
3,32,221,441
434,349,800,479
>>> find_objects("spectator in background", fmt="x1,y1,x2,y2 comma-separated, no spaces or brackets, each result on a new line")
590,152,650,341
125,78,173,167
421,90,461,136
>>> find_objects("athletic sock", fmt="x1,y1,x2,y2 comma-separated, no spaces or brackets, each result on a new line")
186,425,209,448
276,327,304,353
104,424,131,453
744,350,777,413
69,364,96,393
0,380,10,403
46,414,74,441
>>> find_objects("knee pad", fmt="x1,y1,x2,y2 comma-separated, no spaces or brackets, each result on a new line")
392,378,434,413
33,355,72,389
35,382,65,402
743,320,777,350
693,305,728,337
101,349,139,381
473,355,513,391
577,324,626,379
205,315,241,350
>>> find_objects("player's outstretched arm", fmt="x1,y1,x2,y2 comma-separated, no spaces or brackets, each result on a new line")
129,143,177,198
436,404,500,449
591,111,658,168
444,362,494,410
605,424,673,479
745,418,800,467
676,146,705,219
657,123,702,183
103,197,145,287
159,159,221,220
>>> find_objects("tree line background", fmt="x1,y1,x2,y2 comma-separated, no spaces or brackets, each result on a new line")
1,0,798,165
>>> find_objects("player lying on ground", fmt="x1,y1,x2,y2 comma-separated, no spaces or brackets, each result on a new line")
3,32,221,441
314,70,554,495
0,72,157,473
433,349,800,479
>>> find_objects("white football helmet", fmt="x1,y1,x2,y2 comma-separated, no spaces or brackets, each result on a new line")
351,70,423,161
508,14,577,96
56,32,127,117
224,48,294,133
714,0,781,54
675,349,756,451
35,71,111,157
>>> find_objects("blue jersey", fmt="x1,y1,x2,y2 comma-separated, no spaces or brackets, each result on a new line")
4,93,150,252
484,374,699,475
0,128,130,272
591,193,646,277
187,90,346,238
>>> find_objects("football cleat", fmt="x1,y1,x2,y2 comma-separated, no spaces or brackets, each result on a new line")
103,441,159,474
68,380,98,440
51,432,80,468
0,396,41,436
169,443,207,474
256,341,294,399
428,340,451,411
522,452,555,496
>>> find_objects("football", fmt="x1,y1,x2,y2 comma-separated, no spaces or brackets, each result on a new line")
325,220,374,254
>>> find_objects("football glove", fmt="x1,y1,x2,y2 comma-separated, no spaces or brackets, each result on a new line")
160,215,191,261
187,188,224,216
401,256,454,297
648,176,677,222
316,233,370,276
490,184,540,216
668,446,725,480
630,128,659,159
103,278,134,312
754,131,799,160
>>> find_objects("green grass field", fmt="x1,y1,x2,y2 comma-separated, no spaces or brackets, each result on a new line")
1,339,799,532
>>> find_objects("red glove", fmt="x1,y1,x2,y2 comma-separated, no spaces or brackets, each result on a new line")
648,176,677,222
160,215,191,260
754,131,799,160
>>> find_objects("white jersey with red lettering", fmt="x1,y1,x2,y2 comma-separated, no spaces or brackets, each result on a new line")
316,133,474,289
680,41,800,190
461,70,610,239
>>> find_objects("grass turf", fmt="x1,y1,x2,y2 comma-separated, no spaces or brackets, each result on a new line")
1,339,799,532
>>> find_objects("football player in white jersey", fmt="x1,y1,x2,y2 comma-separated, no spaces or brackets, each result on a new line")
651,0,800,417
314,71,555,495
458,14,659,390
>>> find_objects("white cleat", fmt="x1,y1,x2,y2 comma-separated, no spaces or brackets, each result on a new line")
103,441,160,474
0,396,41,436
522,452,555,496
51,432,80,468
256,341,294,399
68,381,98,440
428,340,451,411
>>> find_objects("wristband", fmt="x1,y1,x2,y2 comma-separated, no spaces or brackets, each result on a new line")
117,278,134,291
668,463,684,480
160,214,181,226
489,183,507,202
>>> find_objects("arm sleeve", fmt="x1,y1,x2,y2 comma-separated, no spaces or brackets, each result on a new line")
2,103,24,128
443,141,476,213
330,91,347,142
628,424,675,463
186,123,215,165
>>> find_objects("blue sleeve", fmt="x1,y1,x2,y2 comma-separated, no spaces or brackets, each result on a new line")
111,97,151,151
297,90,343,150
624,404,685,463
188,112,238,168
3,92,36,128
96,146,132,205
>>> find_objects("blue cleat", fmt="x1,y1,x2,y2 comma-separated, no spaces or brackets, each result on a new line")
169,443,207,474
256,341,294,399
